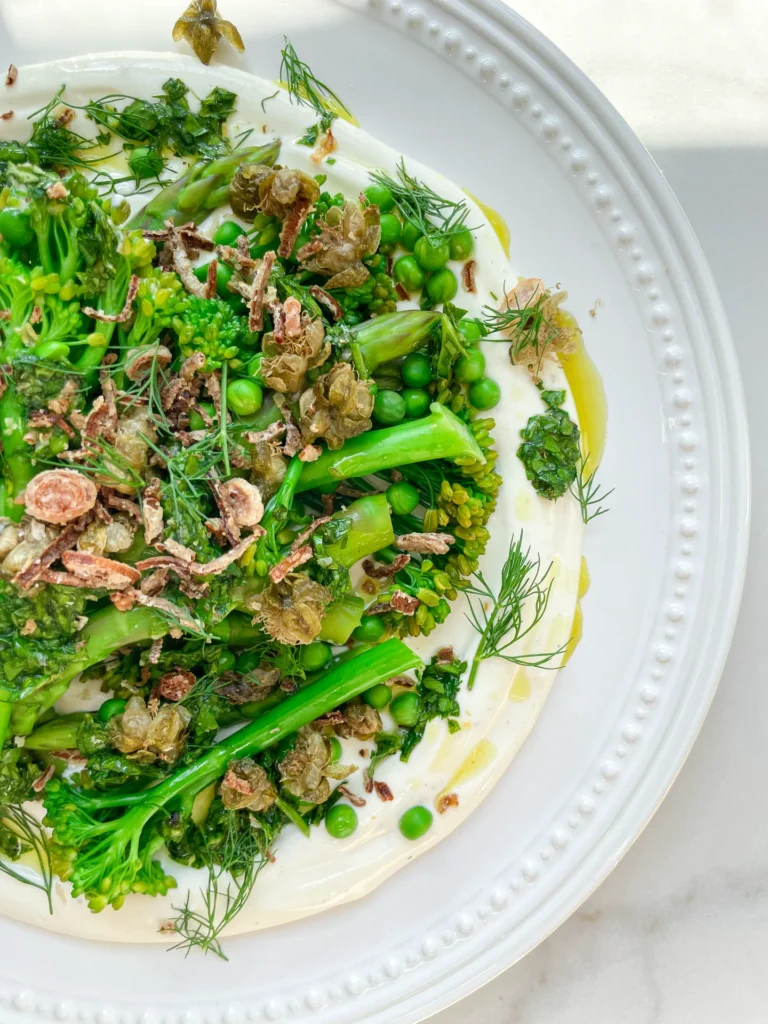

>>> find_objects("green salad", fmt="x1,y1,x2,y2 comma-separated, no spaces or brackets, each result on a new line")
0,38,606,956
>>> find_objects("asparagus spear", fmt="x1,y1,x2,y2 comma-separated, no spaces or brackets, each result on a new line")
129,140,281,229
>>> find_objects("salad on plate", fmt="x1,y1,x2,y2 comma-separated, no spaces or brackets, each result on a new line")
0,38,609,956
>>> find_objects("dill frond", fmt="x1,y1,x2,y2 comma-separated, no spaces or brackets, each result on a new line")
369,159,473,243
465,532,567,687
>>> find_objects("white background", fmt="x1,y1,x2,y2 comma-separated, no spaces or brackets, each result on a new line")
0,1,764,1020
438,1,767,1021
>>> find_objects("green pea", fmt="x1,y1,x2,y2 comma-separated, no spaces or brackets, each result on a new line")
373,389,406,426
379,213,402,249
386,481,420,515
255,221,280,250
227,379,263,417
236,651,261,675
98,698,127,724
425,268,458,305
363,683,392,710
401,219,422,252
364,183,395,212
459,318,485,343
217,649,236,673
468,377,501,411
325,804,358,839
400,352,432,389
390,691,421,727
188,401,215,431
0,208,34,248
414,236,451,272
455,348,486,384
449,228,475,261
193,260,235,301
402,388,431,419
352,616,386,643
399,805,433,841
329,737,343,763
300,642,332,672
214,221,246,247
393,256,426,294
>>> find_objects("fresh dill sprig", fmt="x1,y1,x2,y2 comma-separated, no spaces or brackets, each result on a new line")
480,289,550,361
260,90,279,114
24,87,117,173
279,38,350,140
0,804,54,913
571,455,614,524
48,439,145,491
369,159,473,243
169,810,278,959
465,532,567,688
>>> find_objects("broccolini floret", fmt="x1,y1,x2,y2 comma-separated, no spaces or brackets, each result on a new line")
123,267,189,351
331,253,398,324
171,296,255,370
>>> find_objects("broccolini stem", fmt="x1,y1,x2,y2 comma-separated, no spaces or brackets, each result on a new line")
0,384,36,522
211,613,265,646
295,403,485,493
23,714,86,752
238,644,374,720
129,141,282,230
352,310,440,375
317,593,364,644
256,454,304,566
74,640,422,815
0,696,11,749
11,605,169,737
325,494,394,566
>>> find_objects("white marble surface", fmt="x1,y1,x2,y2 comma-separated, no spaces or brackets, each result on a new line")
437,2,767,1021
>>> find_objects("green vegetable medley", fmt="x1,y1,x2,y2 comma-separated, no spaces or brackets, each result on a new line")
0,38,608,956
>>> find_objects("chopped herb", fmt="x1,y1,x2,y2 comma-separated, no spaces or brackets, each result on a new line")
367,730,403,779
517,388,581,499
401,655,463,761
260,90,279,113
366,655,465,776
85,79,238,167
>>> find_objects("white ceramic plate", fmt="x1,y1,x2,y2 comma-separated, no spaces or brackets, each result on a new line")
0,1,749,1022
